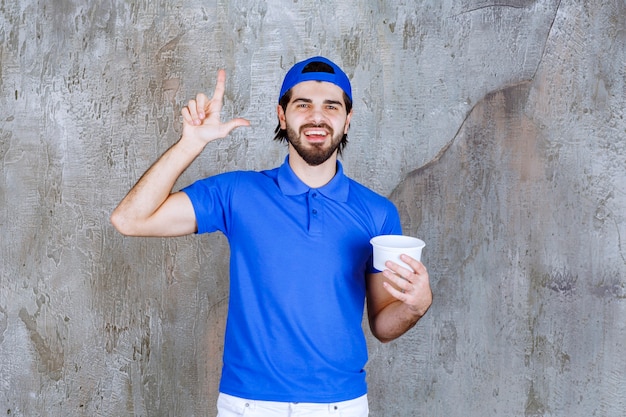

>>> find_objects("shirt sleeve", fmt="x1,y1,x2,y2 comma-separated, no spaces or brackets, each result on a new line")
180,171,239,235
382,201,403,235
367,199,403,273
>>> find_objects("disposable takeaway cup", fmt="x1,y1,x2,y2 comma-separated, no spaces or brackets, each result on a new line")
370,235,426,272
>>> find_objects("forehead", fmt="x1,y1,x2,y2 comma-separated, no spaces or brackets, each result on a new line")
288,80,345,102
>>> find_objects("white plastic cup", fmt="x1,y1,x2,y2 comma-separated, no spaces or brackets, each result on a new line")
370,235,426,272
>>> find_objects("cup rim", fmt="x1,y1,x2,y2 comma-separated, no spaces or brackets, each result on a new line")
370,234,425,250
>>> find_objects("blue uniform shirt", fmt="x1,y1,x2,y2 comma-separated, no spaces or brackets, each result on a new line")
182,156,402,402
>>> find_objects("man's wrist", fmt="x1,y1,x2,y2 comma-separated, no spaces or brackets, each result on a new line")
177,134,209,158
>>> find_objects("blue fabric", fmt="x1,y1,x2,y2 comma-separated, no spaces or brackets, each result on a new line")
182,156,402,402
279,56,352,102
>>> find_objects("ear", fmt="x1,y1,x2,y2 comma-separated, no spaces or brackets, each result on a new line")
277,104,287,129
344,110,353,134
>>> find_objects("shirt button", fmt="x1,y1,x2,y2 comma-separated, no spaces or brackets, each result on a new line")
312,209,318,215
312,193,318,198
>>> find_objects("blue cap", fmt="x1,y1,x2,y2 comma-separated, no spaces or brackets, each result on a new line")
278,56,352,103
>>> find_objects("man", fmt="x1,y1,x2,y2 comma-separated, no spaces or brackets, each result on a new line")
111,56,432,416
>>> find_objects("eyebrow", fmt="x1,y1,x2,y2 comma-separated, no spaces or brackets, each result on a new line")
292,97,344,107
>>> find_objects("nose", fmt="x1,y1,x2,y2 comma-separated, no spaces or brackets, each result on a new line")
309,106,325,124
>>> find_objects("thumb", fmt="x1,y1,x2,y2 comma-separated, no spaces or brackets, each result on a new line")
220,117,251,136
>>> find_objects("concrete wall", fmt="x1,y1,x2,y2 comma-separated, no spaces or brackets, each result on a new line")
1,0,624,416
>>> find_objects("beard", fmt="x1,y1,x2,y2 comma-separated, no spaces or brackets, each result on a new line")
286,122,344,166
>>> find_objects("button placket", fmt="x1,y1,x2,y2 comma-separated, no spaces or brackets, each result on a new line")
308,190,323,234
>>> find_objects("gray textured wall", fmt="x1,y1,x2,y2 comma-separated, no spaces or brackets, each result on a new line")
1,0,625,416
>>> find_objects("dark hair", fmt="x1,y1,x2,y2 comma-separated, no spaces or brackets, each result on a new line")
274,61,353,155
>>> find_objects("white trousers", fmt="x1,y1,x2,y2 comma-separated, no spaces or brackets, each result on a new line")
216,393,369,417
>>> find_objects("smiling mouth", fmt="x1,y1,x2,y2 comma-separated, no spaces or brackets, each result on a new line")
301,124,332,142
304,130,328,141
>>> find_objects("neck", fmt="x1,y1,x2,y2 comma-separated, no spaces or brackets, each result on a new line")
288,147,338,188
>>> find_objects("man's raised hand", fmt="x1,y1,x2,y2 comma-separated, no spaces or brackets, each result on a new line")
181,69,250,145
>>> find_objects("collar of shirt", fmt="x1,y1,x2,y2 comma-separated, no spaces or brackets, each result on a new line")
277,155,350,202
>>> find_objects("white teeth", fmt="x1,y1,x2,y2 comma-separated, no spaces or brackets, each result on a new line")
305,130,326,136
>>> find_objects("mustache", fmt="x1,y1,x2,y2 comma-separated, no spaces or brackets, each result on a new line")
299,123,334,135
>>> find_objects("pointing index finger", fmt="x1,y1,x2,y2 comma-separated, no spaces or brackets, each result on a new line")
212,69,227,103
